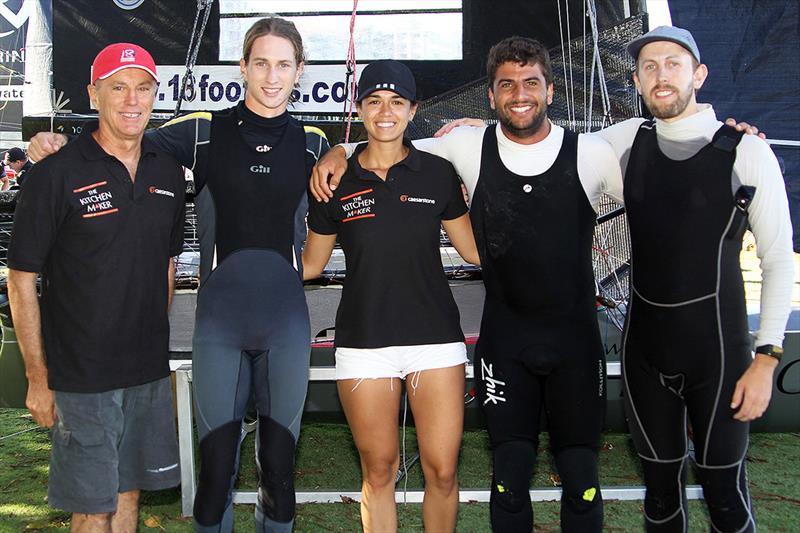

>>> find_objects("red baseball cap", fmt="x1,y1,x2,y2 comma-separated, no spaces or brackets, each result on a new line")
90,43,158,85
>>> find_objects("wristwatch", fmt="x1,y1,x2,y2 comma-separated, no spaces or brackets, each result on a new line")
755,344,783,362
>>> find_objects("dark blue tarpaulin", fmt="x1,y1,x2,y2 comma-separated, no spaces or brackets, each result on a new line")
669,0,800,250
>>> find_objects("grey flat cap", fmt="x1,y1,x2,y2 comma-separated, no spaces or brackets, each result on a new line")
626,25,700,63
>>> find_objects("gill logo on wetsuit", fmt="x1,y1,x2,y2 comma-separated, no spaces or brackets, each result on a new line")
340,188,376,222
481,359,507,405
250,164,271,174
73,180,118,219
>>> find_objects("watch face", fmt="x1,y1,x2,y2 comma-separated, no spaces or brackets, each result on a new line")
757,344,783,358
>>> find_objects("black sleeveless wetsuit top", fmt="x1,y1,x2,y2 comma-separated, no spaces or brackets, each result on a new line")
471,127,597,318
194,107,309,281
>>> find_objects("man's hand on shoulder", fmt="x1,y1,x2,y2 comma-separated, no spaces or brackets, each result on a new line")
433,118,486,138
725,118,766,140
310,145,347,203
27,132,69,162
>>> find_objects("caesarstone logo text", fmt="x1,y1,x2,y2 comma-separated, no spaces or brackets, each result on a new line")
399,195,435,204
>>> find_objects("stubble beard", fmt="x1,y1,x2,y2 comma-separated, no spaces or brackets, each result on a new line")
645,81,694,120
497,101,549,140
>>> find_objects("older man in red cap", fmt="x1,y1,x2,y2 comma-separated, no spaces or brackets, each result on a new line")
8,43,185,532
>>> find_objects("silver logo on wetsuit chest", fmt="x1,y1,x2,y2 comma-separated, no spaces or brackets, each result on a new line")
523,184,532,193
480,359,507,405
250,165,271,174
256,145,272,153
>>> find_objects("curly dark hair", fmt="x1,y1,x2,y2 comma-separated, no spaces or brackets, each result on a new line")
486,36,553,86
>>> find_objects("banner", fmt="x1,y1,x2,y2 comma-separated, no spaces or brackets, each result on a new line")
154,64,353,114
0,0,38,138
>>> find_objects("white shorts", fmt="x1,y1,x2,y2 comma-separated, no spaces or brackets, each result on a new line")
335,342,467,380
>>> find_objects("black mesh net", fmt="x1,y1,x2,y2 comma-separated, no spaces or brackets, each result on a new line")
408,15,645,137
406,16,644,326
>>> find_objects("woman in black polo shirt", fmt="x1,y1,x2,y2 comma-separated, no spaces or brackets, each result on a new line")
304,60,479,533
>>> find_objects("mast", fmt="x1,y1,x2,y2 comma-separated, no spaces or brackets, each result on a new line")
23,0,53,119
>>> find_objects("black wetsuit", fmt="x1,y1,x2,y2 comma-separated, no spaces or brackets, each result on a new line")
147,104,328,533
472,128,606,532
622,122,755,533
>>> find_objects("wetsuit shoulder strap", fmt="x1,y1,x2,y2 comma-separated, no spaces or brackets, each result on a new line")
479,124,499,166
560,128,579,155
639,119,656,130
624,120,657,184
302,124,330,160
711,124,745,153
708,124,750,210
633,119,656,141
149,111,213,171
303,125,327,140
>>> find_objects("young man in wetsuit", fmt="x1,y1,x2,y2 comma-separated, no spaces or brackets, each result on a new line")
311,36,623,533
602,26,794,532
26,18,329,533
9,43,184,533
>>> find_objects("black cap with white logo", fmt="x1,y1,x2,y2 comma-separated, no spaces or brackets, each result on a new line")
356,60,417,102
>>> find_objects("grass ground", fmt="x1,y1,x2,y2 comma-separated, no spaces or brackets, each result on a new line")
1,409,798,532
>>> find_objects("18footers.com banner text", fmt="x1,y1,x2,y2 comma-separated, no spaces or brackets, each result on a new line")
154,64,355,114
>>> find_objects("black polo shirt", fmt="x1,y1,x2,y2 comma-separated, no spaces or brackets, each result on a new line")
8,122,185,393
308,140,467,348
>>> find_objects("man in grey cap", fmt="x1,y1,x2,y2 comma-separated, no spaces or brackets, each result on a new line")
599,25,794,532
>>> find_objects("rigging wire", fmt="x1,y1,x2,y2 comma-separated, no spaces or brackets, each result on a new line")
556,0,573,125
583,0,588,128
341,0,360,143
175,0,215,118
587,0,613,127
565,0,576,129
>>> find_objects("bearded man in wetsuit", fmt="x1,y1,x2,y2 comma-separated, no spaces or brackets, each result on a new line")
311,36,624,533
599,26,794,532
27,17,329,533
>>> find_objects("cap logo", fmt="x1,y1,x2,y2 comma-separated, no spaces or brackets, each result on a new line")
120,49,136,63
375,83,396,90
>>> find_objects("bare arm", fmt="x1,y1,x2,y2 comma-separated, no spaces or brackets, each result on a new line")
442,213,480,266
8,269,55,428
309,145,348,203
302,230,337,280
167,257,176,309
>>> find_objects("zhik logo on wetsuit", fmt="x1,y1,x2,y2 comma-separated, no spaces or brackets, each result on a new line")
340,188,376,223
149,186,175,197
481,359,507,405
598,359,604,398
73,180,118,219
399,194,435,205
